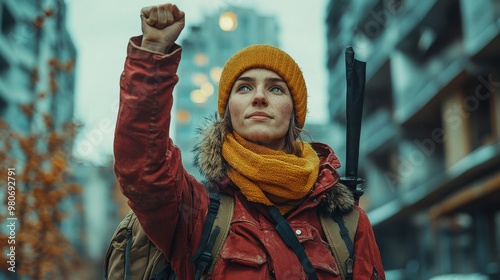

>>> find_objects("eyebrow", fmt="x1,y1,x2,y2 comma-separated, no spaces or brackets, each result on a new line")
236,76,286,84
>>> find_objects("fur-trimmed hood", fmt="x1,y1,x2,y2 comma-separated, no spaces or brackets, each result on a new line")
193,115,354,214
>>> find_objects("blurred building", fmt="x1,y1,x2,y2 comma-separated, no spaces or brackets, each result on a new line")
304,122,345,149
0,0,115,278
0,0,75,131
174,6,279,179
70,162,122,278
326,0,500,279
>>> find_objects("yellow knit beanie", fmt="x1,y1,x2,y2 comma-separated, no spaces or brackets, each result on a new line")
218,44,308,128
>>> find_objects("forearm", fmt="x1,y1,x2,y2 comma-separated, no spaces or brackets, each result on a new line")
112,5,208,264
113,37,210,261
114,36,182,208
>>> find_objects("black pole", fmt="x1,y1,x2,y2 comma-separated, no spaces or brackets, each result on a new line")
340,47,366,204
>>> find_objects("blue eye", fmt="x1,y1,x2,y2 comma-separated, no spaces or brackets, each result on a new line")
238,85,251,92
270,86,284,93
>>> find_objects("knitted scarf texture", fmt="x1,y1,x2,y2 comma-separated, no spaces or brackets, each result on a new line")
222,133,320,214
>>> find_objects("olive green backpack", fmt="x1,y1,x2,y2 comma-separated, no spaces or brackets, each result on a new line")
104,192,359,280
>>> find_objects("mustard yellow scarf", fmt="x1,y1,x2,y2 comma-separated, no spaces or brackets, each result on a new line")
222,133,320,214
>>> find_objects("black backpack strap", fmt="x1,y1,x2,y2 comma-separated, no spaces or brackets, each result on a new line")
268,206,319,280
206,193,234,274
125,229,133,279
332,213,354,280
150,262,175,280
149,188,234,280
190,187,222,280
320,209,359,280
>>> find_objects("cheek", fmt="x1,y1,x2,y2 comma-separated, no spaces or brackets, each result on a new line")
279,102,294,119
228,99,243,120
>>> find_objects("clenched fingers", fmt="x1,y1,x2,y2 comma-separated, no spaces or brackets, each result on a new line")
141,4,176,29
172,4,184,22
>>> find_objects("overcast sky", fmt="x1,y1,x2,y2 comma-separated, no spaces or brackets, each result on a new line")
66,0,329,164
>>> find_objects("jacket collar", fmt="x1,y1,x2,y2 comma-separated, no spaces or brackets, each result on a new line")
193,115,354,215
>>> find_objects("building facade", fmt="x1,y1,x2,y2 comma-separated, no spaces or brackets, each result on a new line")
0,0,76,131
326,0,500,279
0,0,90,278
174,6,279,179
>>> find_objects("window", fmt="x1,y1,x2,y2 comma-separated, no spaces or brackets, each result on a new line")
0,51,8,74
397,0,463,63
466,74,496,150
364,61,393,117
0,94,7,118
1,4,15,36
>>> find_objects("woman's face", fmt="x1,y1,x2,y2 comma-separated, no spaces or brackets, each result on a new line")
228,68,294,150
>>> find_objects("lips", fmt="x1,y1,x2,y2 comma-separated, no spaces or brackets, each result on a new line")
247,111,272,119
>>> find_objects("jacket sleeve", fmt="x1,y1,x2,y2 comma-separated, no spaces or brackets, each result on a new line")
353,206,386,279
113,36,209,263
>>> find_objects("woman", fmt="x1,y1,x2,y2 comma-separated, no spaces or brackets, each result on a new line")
114,3,385,279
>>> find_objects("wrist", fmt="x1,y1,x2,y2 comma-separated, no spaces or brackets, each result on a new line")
140,39,172,54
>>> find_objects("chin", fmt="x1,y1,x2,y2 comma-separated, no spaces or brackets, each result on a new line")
243,131,285,148
244,133,272,143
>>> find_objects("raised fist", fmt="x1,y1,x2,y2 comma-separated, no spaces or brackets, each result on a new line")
140,3,185,53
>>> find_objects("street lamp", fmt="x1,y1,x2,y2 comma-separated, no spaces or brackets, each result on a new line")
190,89,208,104
219,11,237,31
200,82,214,96
194,53,209,66
192,73,208,86
210,66,223,83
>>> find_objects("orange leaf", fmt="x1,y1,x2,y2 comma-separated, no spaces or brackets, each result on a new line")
34,15,44,27
52,154,66,173
44,8,55,17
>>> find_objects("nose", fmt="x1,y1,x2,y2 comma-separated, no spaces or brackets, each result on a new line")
252,87,268,107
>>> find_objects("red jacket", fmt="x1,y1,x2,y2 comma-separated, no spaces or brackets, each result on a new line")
114,36,385,280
